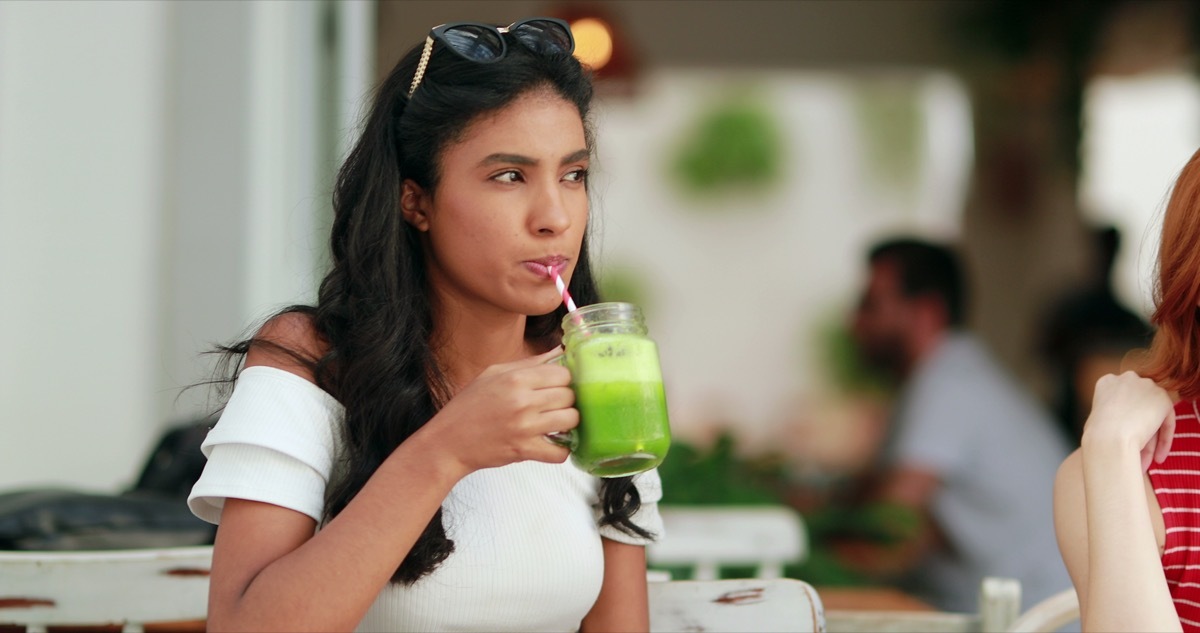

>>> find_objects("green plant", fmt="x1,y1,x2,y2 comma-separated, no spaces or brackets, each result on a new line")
669,94,785,199
657,432,786,506
655,432,917,586
816,319,894,396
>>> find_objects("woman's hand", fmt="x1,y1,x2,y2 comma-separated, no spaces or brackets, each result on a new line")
426,347,577,475
1065,371,1183,632
1083,371,1176,471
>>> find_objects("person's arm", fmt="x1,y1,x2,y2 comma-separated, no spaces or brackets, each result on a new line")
1054,371,1180,633
208,431,466,632
580,538,650,633
832,466,941,579
206,317,577,631
1053,450,1091,620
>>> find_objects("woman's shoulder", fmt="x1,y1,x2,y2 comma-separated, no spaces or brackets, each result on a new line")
244,311,329,383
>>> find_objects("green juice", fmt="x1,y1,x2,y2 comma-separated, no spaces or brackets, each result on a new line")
566,333,672,477
571,381,671,476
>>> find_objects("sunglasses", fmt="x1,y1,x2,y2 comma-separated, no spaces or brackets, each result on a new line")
408,17,576,98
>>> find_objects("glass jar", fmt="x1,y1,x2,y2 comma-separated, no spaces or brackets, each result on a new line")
558,302,671,477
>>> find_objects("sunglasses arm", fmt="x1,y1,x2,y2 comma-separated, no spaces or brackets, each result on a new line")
408,36,435,98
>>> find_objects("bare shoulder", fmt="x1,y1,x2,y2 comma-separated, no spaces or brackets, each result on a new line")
244,311,328,382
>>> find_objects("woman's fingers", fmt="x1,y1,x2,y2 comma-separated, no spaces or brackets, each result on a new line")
532,384,576,412
436,349,581,471
1140,408,1177,471
475,347,566,379
527,441,572,464
1154,409,1176,464
532,406,579,436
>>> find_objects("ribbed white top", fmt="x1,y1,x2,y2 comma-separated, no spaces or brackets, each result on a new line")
189,366,663,632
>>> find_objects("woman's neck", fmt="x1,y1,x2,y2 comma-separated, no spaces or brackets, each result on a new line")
431,307,537,392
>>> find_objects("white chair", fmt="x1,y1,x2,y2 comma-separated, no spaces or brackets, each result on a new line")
648,505,808,580
1007,588,1079,633
649,577,824,632
646,569,674,582
825,576,1022,633
0,546,212,633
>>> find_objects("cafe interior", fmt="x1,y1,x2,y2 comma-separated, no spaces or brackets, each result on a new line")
2,0,1198,630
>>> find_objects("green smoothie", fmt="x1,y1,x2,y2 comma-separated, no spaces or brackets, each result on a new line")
566,332,672,477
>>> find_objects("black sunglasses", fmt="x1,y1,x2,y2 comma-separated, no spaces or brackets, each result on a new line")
408,17,575,97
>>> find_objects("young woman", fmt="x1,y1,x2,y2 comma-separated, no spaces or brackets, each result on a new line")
187,18,662,632
1054,147,1200,632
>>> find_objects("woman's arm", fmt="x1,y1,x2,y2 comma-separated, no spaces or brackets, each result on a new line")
1054,450,1092,621
580,539,650,633
208,431,464,632
206,317,577,631
1054,372,1180,633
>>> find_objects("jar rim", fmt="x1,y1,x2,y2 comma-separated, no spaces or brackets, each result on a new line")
560,301,645,332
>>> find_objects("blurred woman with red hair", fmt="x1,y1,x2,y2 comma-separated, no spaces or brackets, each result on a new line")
1055,147,1200,632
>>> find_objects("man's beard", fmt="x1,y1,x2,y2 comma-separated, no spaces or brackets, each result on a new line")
856,336,908,381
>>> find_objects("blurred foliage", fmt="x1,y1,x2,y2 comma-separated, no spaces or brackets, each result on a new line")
816,319,893,396
655,431,920,587
597,266,650,313
658,432,788,506
669,94,785,199
805,502,922,546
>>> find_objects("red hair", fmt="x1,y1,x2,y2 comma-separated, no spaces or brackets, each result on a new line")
1140,147,1200,399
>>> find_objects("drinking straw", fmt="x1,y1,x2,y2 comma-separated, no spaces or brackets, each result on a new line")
549,265,578,312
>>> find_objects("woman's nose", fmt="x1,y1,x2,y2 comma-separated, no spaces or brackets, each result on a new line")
529,184,572,235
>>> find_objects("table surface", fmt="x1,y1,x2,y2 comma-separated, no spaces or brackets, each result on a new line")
814,586,937,612
0,587,934,633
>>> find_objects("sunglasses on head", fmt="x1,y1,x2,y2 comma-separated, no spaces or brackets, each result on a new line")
408,17,575,98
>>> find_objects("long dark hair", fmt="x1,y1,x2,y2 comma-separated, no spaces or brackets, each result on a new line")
213,29,650,584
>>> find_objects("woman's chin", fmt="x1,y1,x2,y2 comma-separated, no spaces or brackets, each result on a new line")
525,298,564,318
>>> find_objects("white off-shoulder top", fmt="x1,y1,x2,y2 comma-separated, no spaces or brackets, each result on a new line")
188,366,664,632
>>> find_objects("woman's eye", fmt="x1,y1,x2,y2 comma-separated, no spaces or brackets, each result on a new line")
564,168,588,183
493,170,522,183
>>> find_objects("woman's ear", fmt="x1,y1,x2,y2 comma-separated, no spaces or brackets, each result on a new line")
400,180,430,231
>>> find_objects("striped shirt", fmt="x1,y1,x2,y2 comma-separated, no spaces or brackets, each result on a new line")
1150,399,1200,631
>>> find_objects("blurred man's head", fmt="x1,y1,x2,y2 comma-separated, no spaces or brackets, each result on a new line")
852,238,965,378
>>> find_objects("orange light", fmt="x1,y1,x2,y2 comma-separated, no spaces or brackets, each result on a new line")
570,17,614,71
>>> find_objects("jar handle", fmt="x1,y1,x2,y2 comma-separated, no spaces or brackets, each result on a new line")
542,351,574,447
545,429,577,449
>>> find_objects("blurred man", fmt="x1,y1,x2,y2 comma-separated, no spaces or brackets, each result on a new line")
1038,225,1152,441
840,237,1072,612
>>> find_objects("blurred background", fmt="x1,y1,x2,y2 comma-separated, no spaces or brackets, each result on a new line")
1,0,1198,578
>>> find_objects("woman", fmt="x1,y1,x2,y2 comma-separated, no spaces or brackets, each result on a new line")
1054,147,1200,632
187,18,662,632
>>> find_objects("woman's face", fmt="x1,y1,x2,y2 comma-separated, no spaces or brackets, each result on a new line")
404,89,589,319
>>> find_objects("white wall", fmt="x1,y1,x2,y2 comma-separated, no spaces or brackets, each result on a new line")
0,1,371,492
594,70,973,451
162,0,332,422
1080,71,1200,317
0,0,168,491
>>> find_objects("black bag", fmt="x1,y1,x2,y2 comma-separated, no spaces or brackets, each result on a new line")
130,421,212,499
0,420,216,551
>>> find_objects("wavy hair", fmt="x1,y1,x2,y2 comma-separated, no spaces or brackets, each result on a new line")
1139,148,1200,399
214,28,650,584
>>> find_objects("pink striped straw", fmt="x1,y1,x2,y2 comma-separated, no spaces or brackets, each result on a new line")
548,265,577,312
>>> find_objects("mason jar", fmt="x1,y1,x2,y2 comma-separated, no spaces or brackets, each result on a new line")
556,302,671,477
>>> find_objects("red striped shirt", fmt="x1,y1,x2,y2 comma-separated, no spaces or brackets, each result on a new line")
1150,399,1200,631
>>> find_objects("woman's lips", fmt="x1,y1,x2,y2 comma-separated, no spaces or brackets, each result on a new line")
525,257,568,278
